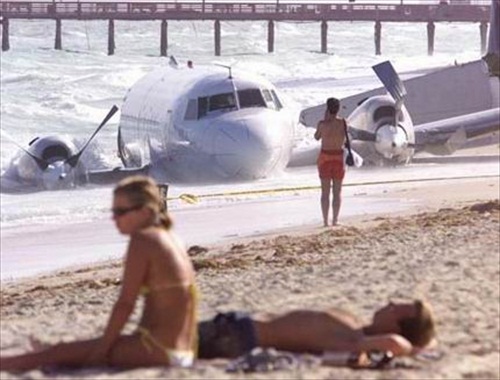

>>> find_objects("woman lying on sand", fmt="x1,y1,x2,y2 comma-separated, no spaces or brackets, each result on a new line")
1,176,198,372
198,299,436,365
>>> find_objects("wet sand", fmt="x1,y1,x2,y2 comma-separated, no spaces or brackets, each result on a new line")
0,177,499,379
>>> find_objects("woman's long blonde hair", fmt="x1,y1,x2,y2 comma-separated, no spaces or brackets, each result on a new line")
114,175,172,230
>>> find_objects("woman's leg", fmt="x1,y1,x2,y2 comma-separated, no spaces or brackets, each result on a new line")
0,337,101,372
331,179,343,225
320,178,332,227
107,334,170,368
1,334,170,372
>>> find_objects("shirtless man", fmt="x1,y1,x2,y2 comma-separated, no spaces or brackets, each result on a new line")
314,97,347,227
198,299,436,364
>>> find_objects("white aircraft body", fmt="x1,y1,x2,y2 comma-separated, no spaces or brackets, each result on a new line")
117,65,295,182
2,1,498,191
299,0,500,165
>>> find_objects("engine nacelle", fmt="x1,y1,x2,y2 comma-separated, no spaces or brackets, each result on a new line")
347,95,415,164
14,136,86,190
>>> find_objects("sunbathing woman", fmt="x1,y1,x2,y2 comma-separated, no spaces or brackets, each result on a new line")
0,175,198,371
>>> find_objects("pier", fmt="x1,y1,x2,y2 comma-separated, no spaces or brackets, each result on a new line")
0,1,492,56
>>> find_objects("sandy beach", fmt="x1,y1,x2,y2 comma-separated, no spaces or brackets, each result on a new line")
1,175,499,379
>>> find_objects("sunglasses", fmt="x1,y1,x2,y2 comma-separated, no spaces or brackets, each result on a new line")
111,205,143,217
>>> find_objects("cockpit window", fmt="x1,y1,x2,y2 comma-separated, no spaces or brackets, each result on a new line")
238,89,266,108
185,99,198,120
196,88,279,120
209,92,236,112
198,97,208,119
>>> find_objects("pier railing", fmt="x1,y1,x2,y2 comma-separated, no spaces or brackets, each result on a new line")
0,1,492,22
0,1,493,55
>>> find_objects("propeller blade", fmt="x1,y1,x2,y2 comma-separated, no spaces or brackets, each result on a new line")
372,61,407,104
349,126,377,142
0,129,49,170
66,105,119,168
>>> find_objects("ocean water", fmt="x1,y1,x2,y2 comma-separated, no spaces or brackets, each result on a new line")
0,18,485,229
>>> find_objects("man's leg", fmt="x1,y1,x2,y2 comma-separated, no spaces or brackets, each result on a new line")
331,179,342,226
320,178,332,227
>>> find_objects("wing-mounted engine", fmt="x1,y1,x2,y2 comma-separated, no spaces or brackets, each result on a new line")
347,94,415,164
6,135,83,190
346,61,416,165
1,106,118,191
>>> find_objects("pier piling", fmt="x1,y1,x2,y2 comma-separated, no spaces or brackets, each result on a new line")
214,20,221,56
55,19,62,50
480,21,488,55
374,21,381,55
108,19,115,55
427,21,435,56
321,20,328,54
1,18,9,52
160,20,168,57
268,20,274,53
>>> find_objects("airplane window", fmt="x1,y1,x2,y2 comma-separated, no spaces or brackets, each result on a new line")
270,90,283,110
262,89,276,110
198,97,208,118
208,93,236,112
185,99,198,120
238,89,266,108
262,89,273,103
373,106,395,122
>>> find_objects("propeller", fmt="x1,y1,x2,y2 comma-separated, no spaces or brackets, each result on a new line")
0,129,49,170
2,105,118,173
348,126,377,142
372,61,407,125
65,105,119,168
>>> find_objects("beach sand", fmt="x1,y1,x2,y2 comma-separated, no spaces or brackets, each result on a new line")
1,176,499,379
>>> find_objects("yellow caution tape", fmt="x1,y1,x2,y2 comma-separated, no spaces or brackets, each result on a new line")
169,174,498,204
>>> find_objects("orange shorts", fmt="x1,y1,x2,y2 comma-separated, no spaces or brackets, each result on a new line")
317,149,345,180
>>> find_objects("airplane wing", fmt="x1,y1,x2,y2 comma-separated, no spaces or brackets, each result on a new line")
87,165,151,185
299,60,496,129
413,108,500,155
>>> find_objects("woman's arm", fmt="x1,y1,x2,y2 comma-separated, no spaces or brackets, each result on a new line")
314,122,322,141
88,236,149,362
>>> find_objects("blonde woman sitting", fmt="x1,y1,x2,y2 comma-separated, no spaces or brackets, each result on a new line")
1,175,198,371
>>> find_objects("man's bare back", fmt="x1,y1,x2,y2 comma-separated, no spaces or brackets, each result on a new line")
315,116,346,151
253,309,363,353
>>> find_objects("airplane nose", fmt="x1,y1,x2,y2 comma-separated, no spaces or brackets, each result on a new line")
206,113,290,178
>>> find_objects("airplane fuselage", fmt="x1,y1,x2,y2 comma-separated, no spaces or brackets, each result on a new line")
118,66,295,181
